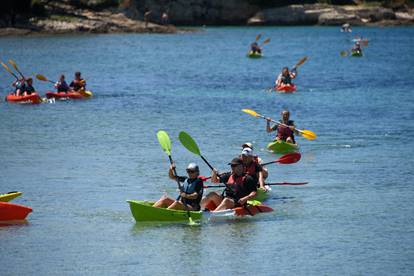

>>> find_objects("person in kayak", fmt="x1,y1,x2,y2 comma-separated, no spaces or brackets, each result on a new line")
266,110,298,144
69,71,86,92
240,147,267,191
351,41,362,55
241,142,268,180
153,163,204,211
250,42,262,54
55,74,69,93
275,67,296,89
201,157,257,211
22,77,36,96
12,78,26,96
341,23,352,32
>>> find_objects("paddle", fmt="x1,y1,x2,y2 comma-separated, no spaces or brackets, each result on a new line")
1,62,19,80
198,152,301,182
255,33,261,42
242,108,317,140
260,38,270,47
157,130,196,225
291,56,308,71
178,131,215,171
205,182,308,188
8,59,26,80
340,50,349,57
36,74,55,84
261,152,301,166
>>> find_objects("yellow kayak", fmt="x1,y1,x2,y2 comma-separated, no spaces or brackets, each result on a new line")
0,191,23,202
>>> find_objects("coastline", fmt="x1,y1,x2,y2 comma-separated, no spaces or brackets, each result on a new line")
0,3,412,37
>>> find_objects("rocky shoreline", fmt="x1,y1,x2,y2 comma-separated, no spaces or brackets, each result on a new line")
0,2,412,37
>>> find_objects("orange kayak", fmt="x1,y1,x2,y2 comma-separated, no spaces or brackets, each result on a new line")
46,91,86,99
5,93,42,104
0,202,32,221
276,84,296,93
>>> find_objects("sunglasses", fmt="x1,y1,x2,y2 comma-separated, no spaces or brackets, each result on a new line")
186,169,198,173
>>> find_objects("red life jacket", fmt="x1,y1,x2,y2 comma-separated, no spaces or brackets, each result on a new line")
277,120,295,143
243,159,259,177
226,174,246,198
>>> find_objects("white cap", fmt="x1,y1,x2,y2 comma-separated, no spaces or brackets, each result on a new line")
241,148,253,156
186,163,199,171
241,142,253,149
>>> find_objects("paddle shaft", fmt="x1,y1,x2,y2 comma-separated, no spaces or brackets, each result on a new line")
205,182,308,188
9,60,25,80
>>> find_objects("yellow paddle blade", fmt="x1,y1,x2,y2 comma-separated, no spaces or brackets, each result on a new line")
255,33,262,42
8,59,18,70
295,56,308,68
300,129,317,140
340,50,348,57
262,38,270,44
242,108,259,117
36,74,48,81
1,62,13,74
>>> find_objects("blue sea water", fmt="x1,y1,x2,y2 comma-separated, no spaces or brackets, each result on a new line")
0,26,413,275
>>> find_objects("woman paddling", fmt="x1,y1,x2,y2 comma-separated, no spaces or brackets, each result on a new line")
153,163,204,211
275,67,296,90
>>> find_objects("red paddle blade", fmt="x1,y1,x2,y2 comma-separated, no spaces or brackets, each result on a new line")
277,152,301,164
234,205,274,216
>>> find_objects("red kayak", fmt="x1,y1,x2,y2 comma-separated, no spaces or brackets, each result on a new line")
0,202,32,221
46,91,86,100
5,93,42,104
276,84,296,93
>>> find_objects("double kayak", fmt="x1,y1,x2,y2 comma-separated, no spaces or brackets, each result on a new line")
267,140,299,154
0,202,32,221
275,84,296,93
0,191,22,202
127,200,273,222
46,90,93,99
247,51,262,58
5,93,42,104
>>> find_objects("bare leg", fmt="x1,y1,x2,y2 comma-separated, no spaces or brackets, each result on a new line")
153,196,175,208
214,198,236,211
200,191,223,210
167,201,195,211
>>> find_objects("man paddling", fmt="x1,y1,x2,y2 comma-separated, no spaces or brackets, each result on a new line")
12,77,25,96
69,71,86,93
275,67,296,90
266,110,298,144
201,157,257,211
55,74,69,93
351,41,362,55
250,42,262,54
153,163,204,211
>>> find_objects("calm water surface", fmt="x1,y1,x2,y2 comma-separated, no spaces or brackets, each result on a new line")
0,27,413,275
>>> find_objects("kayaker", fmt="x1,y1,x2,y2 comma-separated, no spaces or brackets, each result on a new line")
240,147,266,190
250,42,262,54
275,67,296,89
351,41,362,55
241,142,268,180
12,78,25,96
266,110,298,144
69,71,86,92
54,74,69,93
201,157,257,211
153,163,204,211
23,77,35,96
341,23,352,32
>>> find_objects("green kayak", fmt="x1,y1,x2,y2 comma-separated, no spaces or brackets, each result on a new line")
127,200,202,222
267,140,299,154
255,187,270,202
351,51,363,57
247,51,262,58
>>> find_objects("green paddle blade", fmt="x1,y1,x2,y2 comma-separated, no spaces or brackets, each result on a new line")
157,130,172,155
178,131,201,156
